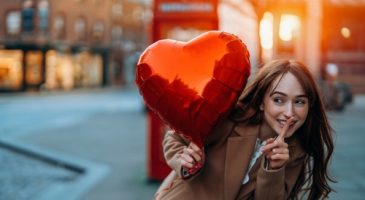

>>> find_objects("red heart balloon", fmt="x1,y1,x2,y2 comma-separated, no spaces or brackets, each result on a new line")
136,31,250,147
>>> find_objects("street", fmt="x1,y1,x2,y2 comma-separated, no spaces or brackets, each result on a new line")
0,87,364,199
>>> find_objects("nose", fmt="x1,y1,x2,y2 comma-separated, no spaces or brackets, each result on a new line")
283,102,294,118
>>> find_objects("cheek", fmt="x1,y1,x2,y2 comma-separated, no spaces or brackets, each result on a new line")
263,104,281,127
265,102,282,117
297,107,309,120
294,107,309,129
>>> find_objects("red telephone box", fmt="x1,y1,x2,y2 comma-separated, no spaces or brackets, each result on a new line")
146,0,218,181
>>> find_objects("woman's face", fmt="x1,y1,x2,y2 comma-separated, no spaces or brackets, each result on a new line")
261,72,309,138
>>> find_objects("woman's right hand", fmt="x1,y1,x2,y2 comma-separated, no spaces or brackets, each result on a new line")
180,142,204,169
180,142,204,178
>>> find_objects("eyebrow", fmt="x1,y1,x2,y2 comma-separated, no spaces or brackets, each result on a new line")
270,91,308,98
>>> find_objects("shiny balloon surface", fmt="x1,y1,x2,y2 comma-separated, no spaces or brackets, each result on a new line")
136,31,250,147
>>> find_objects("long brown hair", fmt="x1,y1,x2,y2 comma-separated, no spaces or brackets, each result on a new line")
230,59,335,199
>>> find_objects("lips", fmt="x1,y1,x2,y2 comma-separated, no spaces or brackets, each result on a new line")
277,119,296,129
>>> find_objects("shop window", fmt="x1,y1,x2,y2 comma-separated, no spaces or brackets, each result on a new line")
0,50,23,90
25,51,43,86
22,0,35,33
167,27,206,41
6,11,21,36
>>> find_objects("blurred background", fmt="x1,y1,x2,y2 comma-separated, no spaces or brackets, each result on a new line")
0,0,364,199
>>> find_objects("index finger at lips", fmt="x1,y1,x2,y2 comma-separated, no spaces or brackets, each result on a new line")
277,117,294,141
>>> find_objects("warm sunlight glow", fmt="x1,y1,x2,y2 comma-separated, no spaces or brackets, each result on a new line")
341,27,351,38
260,12,273,50
279,14,300,41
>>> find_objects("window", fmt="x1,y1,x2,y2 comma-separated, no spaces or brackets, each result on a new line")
22,0,35,32
92,21,104,41
53,14,65,39
74,17,86,40
133,7,143,22
38,0,50,32
112,3,123,19
277,14,301,53
6,11,21,35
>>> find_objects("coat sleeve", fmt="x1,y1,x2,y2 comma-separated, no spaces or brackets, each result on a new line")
254,153,307,200
162,119,235,179
163,130,190,178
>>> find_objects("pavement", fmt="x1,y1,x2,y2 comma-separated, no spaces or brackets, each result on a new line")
1,86,365,199
0,86,159,200
328,95,365,199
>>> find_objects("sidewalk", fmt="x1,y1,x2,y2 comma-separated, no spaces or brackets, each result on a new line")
0,87,160,200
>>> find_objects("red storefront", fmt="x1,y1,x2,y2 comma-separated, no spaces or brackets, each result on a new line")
147,0,218,181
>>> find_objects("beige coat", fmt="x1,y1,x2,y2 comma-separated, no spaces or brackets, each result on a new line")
154,119,307,200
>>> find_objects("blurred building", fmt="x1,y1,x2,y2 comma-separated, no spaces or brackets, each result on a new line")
254,0,365,94
0,0,151,91
1,0,364,95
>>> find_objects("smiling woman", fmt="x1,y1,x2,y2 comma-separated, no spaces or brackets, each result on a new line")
154,59,335,200
260,72,309,140
230,59,335,199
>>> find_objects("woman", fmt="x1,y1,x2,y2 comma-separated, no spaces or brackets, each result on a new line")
154,59,335,200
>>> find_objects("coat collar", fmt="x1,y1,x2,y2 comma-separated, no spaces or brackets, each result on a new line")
223,123,259,200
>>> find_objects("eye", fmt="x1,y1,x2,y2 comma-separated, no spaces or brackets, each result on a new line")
273,97,284,104
295,98,307,105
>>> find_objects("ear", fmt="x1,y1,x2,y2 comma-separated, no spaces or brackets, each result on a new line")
260,103,264,111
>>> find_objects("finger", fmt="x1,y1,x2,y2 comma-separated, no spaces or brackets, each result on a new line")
263,149,275,158
261,137,277,150
277,117,294,141
189,142,202,155
264,144,289,156
269,160,285,169
272,148,289,155
181,159,194,168
185,148,202,162
270,153,289,161
181,153,194,163
261,140,280,152
265,138,275,144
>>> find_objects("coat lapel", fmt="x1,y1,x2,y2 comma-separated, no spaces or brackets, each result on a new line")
224,124,259,200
